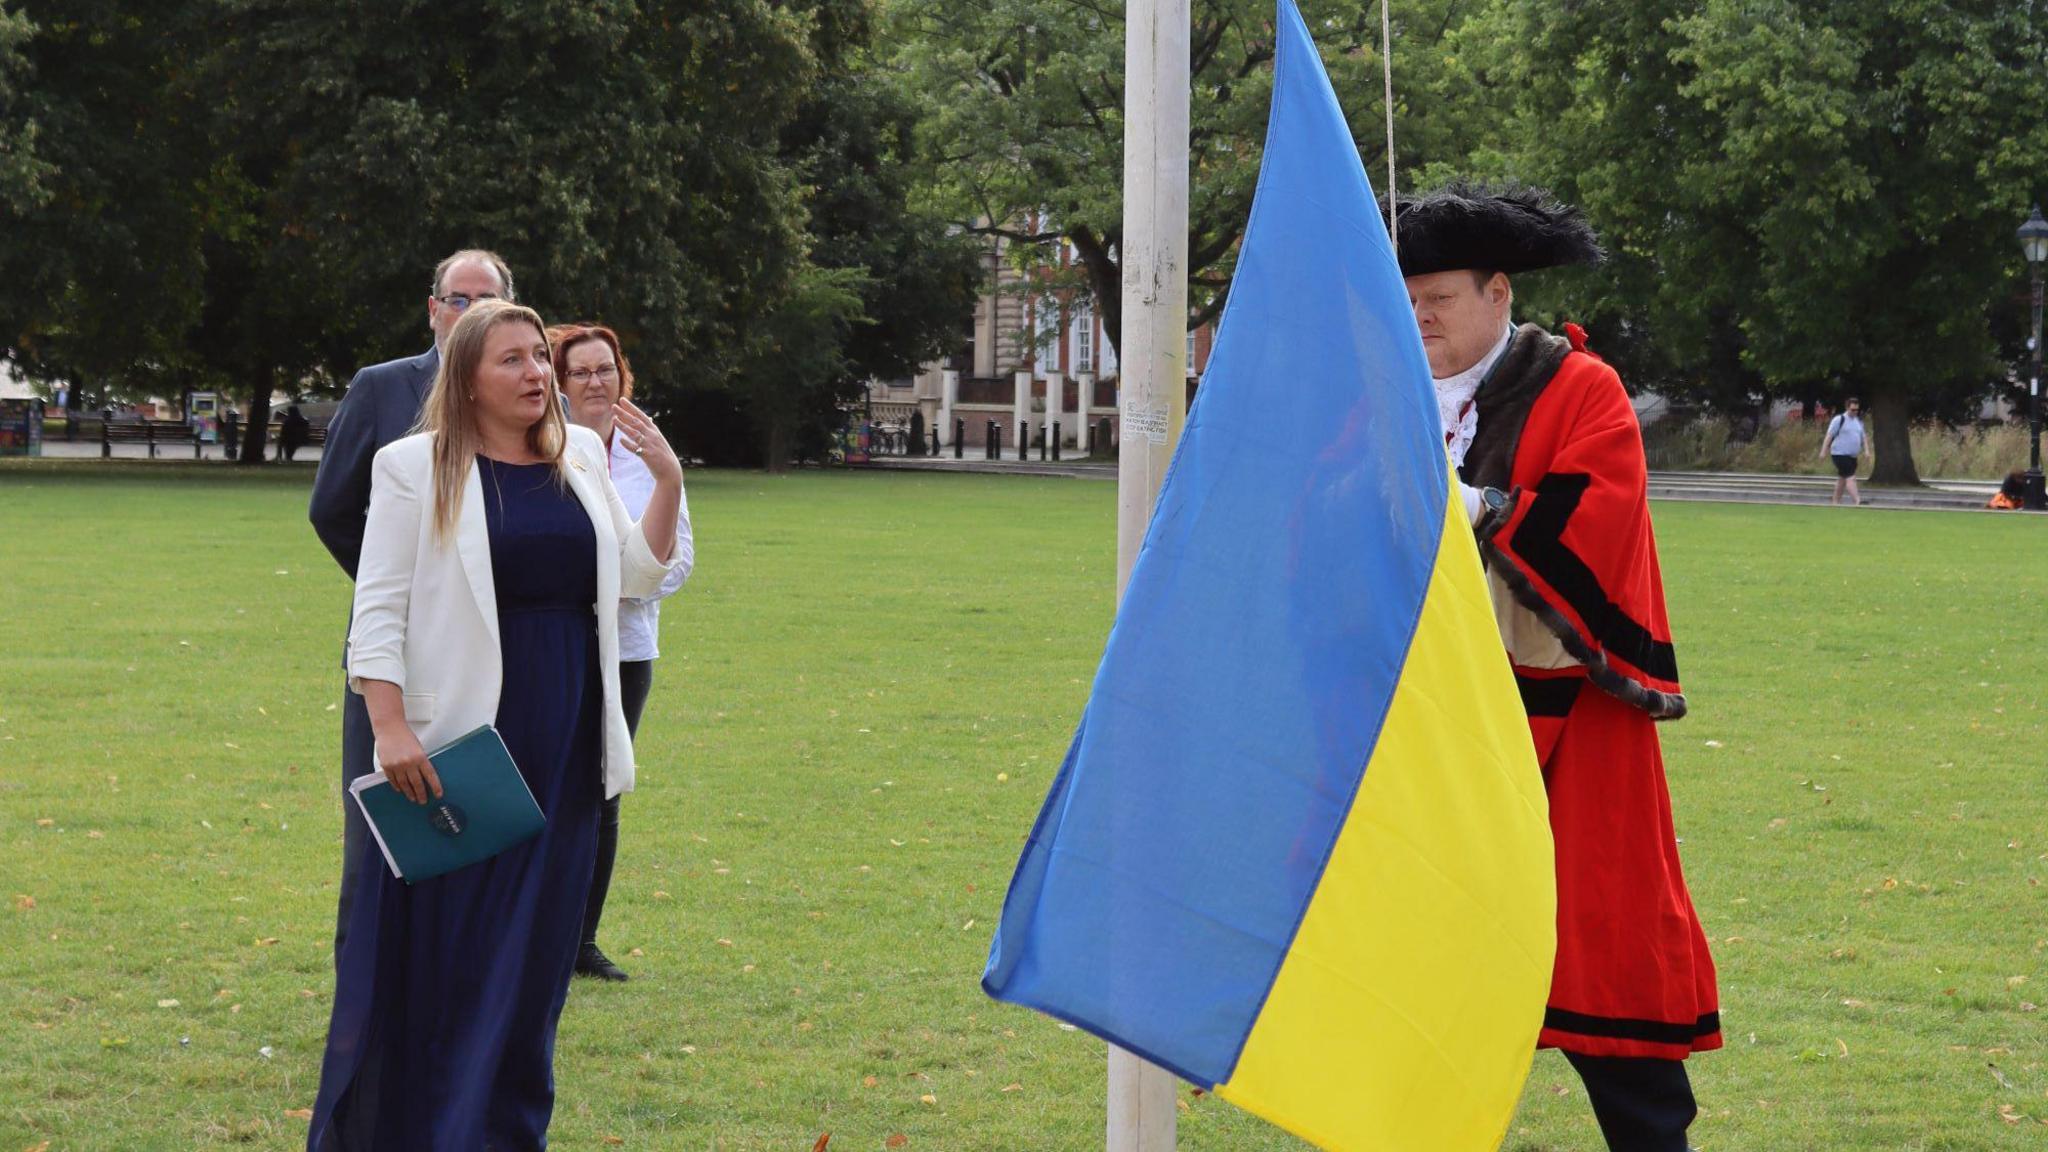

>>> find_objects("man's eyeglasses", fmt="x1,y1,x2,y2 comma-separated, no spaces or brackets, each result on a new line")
565,364,620,384
435,292,502,312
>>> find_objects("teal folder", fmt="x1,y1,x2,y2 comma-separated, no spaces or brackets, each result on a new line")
350,725,545,884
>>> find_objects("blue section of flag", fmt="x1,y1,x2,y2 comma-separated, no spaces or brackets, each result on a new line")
981,0,1445,1088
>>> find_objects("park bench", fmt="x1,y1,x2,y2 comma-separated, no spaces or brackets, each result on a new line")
101,419,202,459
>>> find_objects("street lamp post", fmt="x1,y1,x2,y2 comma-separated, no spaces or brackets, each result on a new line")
2017,205,2048,509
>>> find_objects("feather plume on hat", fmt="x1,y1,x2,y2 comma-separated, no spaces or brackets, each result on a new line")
1385,181,1605,278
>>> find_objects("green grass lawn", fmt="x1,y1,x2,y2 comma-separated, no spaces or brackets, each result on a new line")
1,459,2045,1151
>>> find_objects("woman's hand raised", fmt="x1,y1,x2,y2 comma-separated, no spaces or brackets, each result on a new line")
613,398,681,489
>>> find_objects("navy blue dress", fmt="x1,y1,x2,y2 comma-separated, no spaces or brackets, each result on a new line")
310,458,604,1151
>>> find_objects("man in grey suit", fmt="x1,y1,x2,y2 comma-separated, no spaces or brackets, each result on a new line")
309,248,518,959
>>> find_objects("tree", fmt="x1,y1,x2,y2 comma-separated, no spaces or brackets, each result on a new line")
733,261,871,469
889,0,1494,360
1492,0,2048,483
679,0,982,469
194,0,820,462
0,3,52,213
0,1,213,410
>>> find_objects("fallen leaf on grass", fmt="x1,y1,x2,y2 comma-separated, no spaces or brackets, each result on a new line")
1840,998,1866,1009
715,938,733,948
919,1094,936,1105
2000,1104,2027,1125
862,1075,878,1088
34,818,52,827
960,919,976,931
1001,1083,1022,1093
605,1137,625,1147
13,895,34,912
284,1109,312,1120
26,1142,51,1151
652,890,671,900
885,1135,908,1149
627,948,644,957
811,1134,831,1152
255,937,279,947
157,999,179,1008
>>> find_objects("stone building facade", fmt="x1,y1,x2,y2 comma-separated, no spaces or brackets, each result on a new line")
865,230,1213,453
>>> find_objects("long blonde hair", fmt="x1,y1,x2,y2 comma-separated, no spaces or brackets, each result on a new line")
414,300,569,541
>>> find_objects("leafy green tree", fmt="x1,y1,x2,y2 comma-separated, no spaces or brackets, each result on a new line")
678,0,981,469
733,261,871,470
0,3,51,213
889,0,1498,358
1493,0,2048,483
196,0,820,462
0,1,211,410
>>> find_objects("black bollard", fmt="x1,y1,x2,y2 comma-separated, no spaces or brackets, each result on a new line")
1038,425,1047,461
954,418,964,459
1018,425,1028,461
986,420,998,460
1051,422,1061,461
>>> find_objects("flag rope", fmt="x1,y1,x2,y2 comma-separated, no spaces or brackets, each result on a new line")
1381,0,1397,256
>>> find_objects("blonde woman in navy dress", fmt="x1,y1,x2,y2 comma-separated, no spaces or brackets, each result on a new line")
308,300,684,1150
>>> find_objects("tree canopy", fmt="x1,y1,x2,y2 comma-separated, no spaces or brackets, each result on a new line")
1487,0,2048,482
6,0,2045,481
0,0,976,465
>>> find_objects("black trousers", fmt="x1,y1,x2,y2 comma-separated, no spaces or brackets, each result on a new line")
583,659,654,947
1563,1051,1697,1152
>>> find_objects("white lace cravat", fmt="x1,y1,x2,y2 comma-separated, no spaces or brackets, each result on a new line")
1434,324,1515,469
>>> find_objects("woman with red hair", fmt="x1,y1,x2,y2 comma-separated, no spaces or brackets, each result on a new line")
551,324,696,981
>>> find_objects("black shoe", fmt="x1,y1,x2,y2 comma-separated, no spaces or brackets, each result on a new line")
575,943,629,982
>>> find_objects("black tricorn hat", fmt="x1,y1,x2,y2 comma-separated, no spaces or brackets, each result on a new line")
1384,181,1604,278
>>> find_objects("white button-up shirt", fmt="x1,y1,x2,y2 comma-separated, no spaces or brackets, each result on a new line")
607,432,695,661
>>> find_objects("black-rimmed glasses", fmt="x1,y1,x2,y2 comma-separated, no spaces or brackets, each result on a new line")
435,292,503,312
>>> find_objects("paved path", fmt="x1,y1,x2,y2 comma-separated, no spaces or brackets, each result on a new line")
31,438,326,463
867,455,2021,512
13,442,2029,513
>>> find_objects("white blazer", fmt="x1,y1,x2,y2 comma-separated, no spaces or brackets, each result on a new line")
346,424,680,798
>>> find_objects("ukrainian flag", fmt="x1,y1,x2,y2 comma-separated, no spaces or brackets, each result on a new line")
979,2,1555,1148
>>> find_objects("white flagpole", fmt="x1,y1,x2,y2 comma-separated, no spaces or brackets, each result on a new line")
1109,0,1188,1141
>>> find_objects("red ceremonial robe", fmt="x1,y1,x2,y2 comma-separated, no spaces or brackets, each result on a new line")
1462,322,1721,1061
